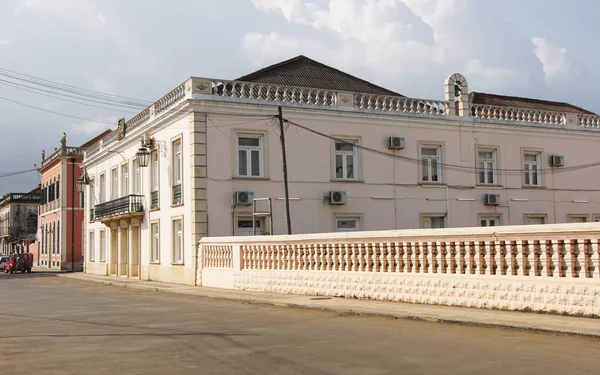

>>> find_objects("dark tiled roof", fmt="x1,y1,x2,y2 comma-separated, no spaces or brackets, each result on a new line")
79,129,112,149
469,92,595,115
237,55,403,97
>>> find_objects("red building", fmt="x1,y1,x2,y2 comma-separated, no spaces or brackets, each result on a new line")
38,132,109,270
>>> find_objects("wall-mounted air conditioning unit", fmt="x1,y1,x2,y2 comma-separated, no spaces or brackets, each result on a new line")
549,155,564,167
388,136,406,150
484,194,500,206
235,191,254,205
329,191,346,205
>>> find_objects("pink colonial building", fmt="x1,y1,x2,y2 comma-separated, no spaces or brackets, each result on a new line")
82,55,600,285
38,132,109,270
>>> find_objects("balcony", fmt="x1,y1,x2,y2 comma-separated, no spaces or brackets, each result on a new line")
95,195,145,223
172,184,182,205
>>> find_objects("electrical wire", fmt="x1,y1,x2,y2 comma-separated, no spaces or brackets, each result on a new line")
284,119,600,175
0,95,115,125
0,168,38,179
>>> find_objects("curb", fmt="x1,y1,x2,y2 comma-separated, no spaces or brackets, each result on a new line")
55,274,600,339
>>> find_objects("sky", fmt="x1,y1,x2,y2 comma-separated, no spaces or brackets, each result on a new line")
0,0,598,194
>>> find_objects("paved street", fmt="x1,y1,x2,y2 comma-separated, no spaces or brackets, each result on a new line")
1,273,599,375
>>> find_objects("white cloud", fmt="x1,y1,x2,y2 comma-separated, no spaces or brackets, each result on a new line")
532,37,570,82
0,40,9,45
97,13,106,23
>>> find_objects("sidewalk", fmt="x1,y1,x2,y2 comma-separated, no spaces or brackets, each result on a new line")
56,273,600,338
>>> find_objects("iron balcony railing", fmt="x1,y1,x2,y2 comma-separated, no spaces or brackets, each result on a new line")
95,195,144,221
172,184,182,205
151,191,159,209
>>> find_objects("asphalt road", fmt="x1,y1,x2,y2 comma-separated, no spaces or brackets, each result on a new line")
1,272,599,375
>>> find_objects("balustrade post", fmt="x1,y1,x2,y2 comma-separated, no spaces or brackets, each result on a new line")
386,242,393,273
539,240,548,277
526,240,535,276
466,242,475,274
358,243,365,272
515,240,524,276
576,239,584,278
564,240,573,277
232,244,242,271
345,243,351,271
592,239,599,279
436,242,443,273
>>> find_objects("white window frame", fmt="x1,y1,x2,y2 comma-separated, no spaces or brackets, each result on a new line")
332,138,360,181
333,214,362,232
121,162,129,197
234,215,266,236
235,133,264,178
419,142,443,184
88,231,95,262
172,217,183,264
110,167,118,200
420,213,446,229
172,137,183,205
524,214,547,225
567,214,589,223
99,230,106,262
522,150,542,187
99,173,106,204
150,221,160,263
132,159,141,195
478,214,501,227
477,147,498,185
593,215,600,223
150,150,159,210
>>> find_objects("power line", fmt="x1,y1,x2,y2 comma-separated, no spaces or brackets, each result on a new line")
0,67,152,106
284,119,600,176
0,80,139,113
0,95,115,125
0,168,38,179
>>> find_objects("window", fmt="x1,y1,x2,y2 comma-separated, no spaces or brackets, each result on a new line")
56,179,60,203
479,215,501,227
121,163,129,197
334,215,362,232
133,159,141,195
151,151,159,209
524,214,546,225
99,230,106,261
172,218,183,264
333,140,358,180
236,135,263,177
523,151,541,187
593,215,600,223
99,173,106,203
172,139,182,204
150,222,160,263
111,167,118,200
567,214,588,223
420,144,442,183
477,148,498,185
235,216,265,236
89,231,95,262
421,214,446,228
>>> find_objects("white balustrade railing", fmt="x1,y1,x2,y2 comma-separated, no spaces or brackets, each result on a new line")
470,104,567,125
211,80,336,106
355,94,447,115
155,83,187,116
199,223,600,314
126,108,150,133
578,115,600,128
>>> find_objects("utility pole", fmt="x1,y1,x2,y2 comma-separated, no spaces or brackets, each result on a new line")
70,158,75,272
278,106,292,235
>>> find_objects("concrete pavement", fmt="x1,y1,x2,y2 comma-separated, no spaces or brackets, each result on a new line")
56,272,600,338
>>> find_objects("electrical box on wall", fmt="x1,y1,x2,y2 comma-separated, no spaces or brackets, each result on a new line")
388,137,405,150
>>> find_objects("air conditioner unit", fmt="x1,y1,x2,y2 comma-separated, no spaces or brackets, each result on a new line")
549,155,564,167
484,194,500,206
235,191,254,205
388,136,406,150
329,191,346,205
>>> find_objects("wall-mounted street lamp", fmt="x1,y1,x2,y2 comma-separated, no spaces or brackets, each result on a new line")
136,136,155,168
76,171,91,193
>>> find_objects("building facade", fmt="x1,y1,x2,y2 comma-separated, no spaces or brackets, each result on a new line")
82,56,600,285
38,132,109,270
0,188,40,258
